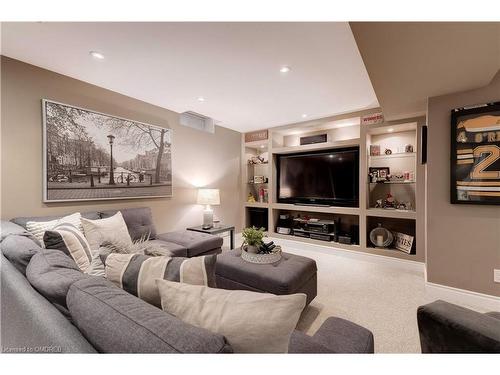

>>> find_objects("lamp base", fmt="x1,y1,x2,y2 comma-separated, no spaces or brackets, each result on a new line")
202,207,214,229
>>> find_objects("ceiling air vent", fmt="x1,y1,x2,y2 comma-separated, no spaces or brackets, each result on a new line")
180,111,215,134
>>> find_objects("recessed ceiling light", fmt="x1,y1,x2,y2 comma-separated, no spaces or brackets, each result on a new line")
387,128,394,133
280,66,291,73
260,145,265,149
89,51,105,60
301,114,308,118
197,97,205,102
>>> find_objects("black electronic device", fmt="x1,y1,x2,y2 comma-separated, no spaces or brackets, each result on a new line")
309,233,332,242
300,134,327,145
277,147,359,207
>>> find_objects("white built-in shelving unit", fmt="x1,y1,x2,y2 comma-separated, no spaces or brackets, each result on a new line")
241,109,425,262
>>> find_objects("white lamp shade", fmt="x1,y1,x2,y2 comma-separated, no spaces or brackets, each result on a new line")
197,188,220,205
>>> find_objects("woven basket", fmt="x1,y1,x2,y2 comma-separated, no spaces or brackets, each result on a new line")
241,245,282,264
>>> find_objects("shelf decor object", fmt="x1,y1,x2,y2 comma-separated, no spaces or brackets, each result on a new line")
450,101,500,205
369,223,393,248
197,188,220,229
241,245,282,264
393,231,414,254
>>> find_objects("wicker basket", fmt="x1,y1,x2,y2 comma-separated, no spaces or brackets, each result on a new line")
241,245,282,264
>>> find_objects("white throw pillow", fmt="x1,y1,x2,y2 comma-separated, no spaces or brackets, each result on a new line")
156,279,306,353
81,211,132,253
26,212,82,246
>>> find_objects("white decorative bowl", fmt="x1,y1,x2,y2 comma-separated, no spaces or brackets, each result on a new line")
241,246,282,264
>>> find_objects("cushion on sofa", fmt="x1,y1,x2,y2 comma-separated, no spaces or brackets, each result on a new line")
99,207,157,241
10,211,100,230
81,212,132,252
1,234,41,275
26,212,83,246
102,252,217,307
157,279,307,353
43,224,93,272
67,277,232,353
26,249,90,315
156,230,223,257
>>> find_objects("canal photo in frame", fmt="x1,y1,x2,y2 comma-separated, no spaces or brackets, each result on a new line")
451,101,500,205
42,99,172,202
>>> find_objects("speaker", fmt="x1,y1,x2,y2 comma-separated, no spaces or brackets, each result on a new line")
300,134,327,145
420,125,427,164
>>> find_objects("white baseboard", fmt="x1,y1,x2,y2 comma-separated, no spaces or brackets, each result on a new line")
425,282,500,312
267,235,425,274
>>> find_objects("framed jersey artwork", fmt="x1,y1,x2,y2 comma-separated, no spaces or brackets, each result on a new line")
451,101,500,205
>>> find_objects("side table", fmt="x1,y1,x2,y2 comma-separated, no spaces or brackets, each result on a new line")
186,225,235,250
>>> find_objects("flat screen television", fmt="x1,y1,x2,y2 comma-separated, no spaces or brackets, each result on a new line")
277,147,359,207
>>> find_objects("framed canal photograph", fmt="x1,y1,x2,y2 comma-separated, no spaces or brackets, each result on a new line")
42,99,172,202
451,101,500,205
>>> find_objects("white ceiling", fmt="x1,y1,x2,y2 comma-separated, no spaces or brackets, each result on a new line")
1,22,379,132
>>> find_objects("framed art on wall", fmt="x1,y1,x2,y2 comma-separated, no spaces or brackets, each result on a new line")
451,101,500,205
42,99,172,202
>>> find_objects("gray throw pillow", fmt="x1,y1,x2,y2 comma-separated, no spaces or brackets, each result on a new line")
101,252,217,308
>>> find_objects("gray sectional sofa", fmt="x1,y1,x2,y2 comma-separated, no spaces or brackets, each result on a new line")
1,207,374,353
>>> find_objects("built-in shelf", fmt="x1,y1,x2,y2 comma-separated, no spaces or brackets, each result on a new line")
271,138,360,154
270,231,360,252
271,202,360,215
366,208,416,220
247,162,269,166
244,139,269,149
244,202,269,208
369,181,415,185
242,114,423,263
365,246,417,260
368,152,416,160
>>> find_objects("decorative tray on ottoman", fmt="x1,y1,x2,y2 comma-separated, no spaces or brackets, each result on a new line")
241,246,282,264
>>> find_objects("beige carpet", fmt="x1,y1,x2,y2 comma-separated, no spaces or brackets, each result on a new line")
284,246,432,353
225,235,432,353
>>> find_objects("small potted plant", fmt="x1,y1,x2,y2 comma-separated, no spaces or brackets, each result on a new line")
241,226,265,254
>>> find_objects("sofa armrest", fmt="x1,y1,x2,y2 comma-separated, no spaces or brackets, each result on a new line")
1,255,96,353
311,317,374,353
288,330,335,353
417,300,500,353
289,317,374,354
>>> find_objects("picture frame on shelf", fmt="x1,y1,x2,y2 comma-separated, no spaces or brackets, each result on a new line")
450,101,500,205
369,144,381,156
369,167,390,183
393,232,414,254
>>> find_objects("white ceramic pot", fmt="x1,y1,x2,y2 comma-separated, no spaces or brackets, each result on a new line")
244,245,260,254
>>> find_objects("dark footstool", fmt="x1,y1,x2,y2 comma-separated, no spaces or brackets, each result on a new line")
215,249,317,305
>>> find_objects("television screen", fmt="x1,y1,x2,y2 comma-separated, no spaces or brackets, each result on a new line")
277,147,359,207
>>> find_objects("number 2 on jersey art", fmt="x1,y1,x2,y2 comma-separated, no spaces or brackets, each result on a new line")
451,102,500,205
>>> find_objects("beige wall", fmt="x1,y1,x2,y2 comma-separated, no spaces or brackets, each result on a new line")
1,57,242,233
427,70,500,297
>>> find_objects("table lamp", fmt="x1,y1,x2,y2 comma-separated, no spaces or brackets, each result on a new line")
197,188,220,229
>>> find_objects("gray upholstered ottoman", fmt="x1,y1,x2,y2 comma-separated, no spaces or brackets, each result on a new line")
215,249,317,305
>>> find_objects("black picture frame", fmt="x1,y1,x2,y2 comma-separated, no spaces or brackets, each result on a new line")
450,101,500,205
369,167,390,182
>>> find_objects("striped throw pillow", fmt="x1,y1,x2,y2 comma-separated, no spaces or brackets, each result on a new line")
26,212,83,246
102,252,217,308
43,224,92,272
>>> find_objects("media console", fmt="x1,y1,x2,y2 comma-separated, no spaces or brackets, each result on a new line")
241,111,424,262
